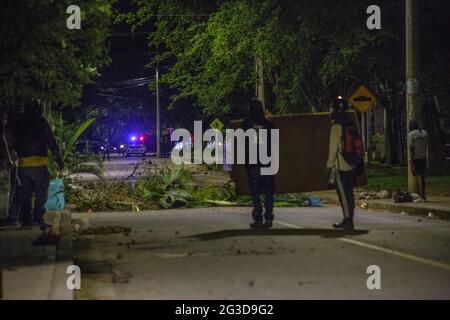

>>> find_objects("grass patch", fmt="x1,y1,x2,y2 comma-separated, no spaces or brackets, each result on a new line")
363,165,450,197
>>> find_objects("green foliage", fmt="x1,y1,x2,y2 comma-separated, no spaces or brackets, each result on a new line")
137,165,193,208
0,0,114,108
49,114,102,179
66,181,140,212
190,183,236,206
118,0,423,116
371,134,385,146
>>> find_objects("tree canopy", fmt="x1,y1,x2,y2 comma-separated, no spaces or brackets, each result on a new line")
119,0,449,119
0,0,114,109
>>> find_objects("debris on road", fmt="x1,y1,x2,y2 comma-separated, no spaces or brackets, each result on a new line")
358,190,390,200
77,225,132,235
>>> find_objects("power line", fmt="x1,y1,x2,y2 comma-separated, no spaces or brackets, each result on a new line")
99,77,155,87
97,93,151,103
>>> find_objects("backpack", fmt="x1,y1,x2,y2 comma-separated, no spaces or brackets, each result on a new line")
394,191,413,203
341,124,365,177
341,125,364,165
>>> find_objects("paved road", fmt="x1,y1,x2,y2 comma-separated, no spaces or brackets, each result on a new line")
69,155,162,181
71,206,450,299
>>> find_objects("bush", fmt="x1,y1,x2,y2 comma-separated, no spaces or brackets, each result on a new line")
137,165,193,209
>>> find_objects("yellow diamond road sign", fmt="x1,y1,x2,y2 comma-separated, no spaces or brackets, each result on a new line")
210,118,224,131
348,85,377,113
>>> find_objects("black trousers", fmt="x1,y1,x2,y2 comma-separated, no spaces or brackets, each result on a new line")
246,166,275,221
18,166,49,224
335,169,355,219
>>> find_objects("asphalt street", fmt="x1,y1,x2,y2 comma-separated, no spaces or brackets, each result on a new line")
72,206,450,299
69,155,156,181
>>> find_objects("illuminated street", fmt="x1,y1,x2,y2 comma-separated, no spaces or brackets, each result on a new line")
1,0,449,308
72,207,450,299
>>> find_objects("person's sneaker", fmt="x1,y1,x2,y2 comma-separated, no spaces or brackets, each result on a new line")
250,221,263,229
262,220,273,229
332,218,354,230
32,220,52,229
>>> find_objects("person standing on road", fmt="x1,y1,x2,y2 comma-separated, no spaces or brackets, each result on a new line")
102,138,111,161
12,103,64,228
242,99,276,229
407,120,429,201
326,97,356,230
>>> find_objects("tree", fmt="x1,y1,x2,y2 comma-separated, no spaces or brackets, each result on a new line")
0,0,114,110
121,0,449,165
120,1,401,113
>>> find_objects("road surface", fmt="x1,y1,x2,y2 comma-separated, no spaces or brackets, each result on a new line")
69,155,160,181
71,206,450,299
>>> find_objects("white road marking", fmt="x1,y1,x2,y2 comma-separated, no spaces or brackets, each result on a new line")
275,220,450,272
274,220,302,229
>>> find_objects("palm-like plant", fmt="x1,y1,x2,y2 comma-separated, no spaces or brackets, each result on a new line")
49,114,103,179
138,166,192,208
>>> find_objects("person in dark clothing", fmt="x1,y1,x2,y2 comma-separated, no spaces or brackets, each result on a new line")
242,99,276,229
12,103,64,228
102,138,111,161
325,97,356,230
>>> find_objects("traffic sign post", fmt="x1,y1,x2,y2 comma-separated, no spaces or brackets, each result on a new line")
210,118,224,132
348,85,377,113
348,85,377,156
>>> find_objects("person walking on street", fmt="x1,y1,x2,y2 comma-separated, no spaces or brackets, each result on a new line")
407,120,429,201
102,138,111,161
242,99,276,229
326,97,358,230
12,103,64,228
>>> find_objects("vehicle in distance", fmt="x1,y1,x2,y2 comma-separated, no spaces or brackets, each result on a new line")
125,134,146,157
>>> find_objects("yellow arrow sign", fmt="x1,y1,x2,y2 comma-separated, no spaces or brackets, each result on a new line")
348,85,377,113
210,118,224,131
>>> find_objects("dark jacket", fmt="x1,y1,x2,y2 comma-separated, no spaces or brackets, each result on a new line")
241,116,275,169
13,111,62,163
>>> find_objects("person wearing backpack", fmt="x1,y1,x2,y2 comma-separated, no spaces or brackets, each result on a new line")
325,96,364,230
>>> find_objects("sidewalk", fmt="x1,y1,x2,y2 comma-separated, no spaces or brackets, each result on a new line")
0,212,74,300
313,190,450,220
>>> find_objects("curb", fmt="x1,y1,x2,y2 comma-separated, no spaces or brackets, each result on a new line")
320,195,450,220
47,211,74,300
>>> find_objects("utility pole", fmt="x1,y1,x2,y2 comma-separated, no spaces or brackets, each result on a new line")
156,66,161,158
406,0,420,193
255,57,265,110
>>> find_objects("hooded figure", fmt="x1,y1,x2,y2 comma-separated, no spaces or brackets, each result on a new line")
326,96,356,230
241,99,276,229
